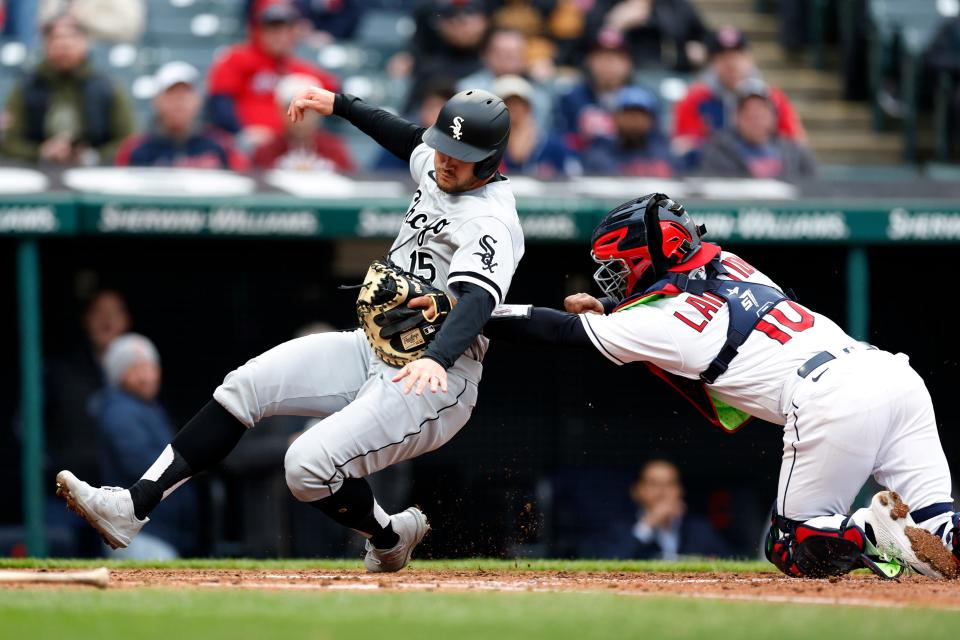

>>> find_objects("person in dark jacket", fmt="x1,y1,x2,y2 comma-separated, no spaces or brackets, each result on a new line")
294,0,365,43
698,78,817,180
404,0,489,112
599,458,731,560
580,85,674,177
553,30,634,151
1,12,133,164
925,17,960,159
115,62,247,171
41,289,130,556
45,289,130,497
96,333,197,559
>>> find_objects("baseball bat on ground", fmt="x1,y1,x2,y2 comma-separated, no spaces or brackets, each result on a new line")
0,567,110,588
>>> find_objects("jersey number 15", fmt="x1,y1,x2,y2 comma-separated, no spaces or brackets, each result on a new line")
408,250,436,282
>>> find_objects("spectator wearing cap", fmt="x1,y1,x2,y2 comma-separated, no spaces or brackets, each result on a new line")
96,333,198,559
581,85,674,177
252,73,354,172
672,26,805,164
494,74,580,178
457,28,554,128
584,0,709,72
115,62,248,171
404,0,489,112
206,0,339,152
553,30,634,151
698,79,816,180
0,13,133,164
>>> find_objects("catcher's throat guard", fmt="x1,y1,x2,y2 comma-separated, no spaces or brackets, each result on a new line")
356,259,454,367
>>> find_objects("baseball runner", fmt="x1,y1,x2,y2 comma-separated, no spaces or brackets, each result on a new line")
488,193,959,579
56,87,524,572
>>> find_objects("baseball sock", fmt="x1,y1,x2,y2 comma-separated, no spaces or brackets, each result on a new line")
127,400,246,520
310,477,400,549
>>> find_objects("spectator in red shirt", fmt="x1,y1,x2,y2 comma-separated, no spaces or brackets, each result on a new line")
206,0,338,152
672,25,805,165
252,74,354,172
115,62,248,171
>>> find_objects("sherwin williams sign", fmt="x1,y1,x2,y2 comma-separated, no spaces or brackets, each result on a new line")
2,195,960,243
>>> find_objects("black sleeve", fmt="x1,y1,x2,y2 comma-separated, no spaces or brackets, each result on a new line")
423,283,496,370
600,296,619,314
484,307,593,349
333,93,426,162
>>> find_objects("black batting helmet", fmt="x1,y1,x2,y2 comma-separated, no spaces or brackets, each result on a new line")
590,193,719,301
422,89,510,180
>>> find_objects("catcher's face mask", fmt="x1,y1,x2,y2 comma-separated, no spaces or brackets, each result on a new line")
591,251,653,302
591,223,655,302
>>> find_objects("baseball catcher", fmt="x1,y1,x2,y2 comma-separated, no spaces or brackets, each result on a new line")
56,87,523,572
488,193,959,579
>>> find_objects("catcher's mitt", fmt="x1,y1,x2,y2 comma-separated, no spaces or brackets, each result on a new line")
356,259,454,367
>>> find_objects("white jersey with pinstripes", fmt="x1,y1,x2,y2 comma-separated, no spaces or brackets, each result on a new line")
387,143,524,308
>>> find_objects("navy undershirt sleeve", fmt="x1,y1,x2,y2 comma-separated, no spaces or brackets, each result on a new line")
484,307,593,348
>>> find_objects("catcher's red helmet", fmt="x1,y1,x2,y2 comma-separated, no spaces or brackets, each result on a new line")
590,193,719,301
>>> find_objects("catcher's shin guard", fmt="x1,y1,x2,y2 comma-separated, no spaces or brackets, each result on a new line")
766,513,904,579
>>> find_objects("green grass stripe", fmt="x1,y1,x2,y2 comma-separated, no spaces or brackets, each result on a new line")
1,588,957,640
0,557,774,573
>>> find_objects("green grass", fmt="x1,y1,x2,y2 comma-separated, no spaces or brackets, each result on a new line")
0,556,773,573
1,588,958,640
0,559,951,639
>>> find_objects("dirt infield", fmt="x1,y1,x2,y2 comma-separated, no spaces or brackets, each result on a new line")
4,568,960,609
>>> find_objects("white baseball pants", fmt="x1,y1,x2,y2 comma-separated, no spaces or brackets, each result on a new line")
213,328,481,501
778,349,955,535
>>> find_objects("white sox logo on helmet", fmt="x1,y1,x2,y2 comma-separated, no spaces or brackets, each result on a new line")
450,116,465,140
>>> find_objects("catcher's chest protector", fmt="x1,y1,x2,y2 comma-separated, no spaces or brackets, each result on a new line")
614,258,793,432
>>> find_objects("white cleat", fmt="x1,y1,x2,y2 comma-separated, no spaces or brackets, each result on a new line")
859,490,959,579
55,470,147,550
363,507,430,573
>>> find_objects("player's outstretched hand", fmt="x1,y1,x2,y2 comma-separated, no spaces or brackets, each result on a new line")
393,358,448,396
564,293,604,315
287,86,335,122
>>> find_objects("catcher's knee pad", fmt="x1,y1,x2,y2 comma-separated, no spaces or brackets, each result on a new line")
766,513,871,579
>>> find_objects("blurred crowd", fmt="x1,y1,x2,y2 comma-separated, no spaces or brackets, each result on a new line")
0,0,823,181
